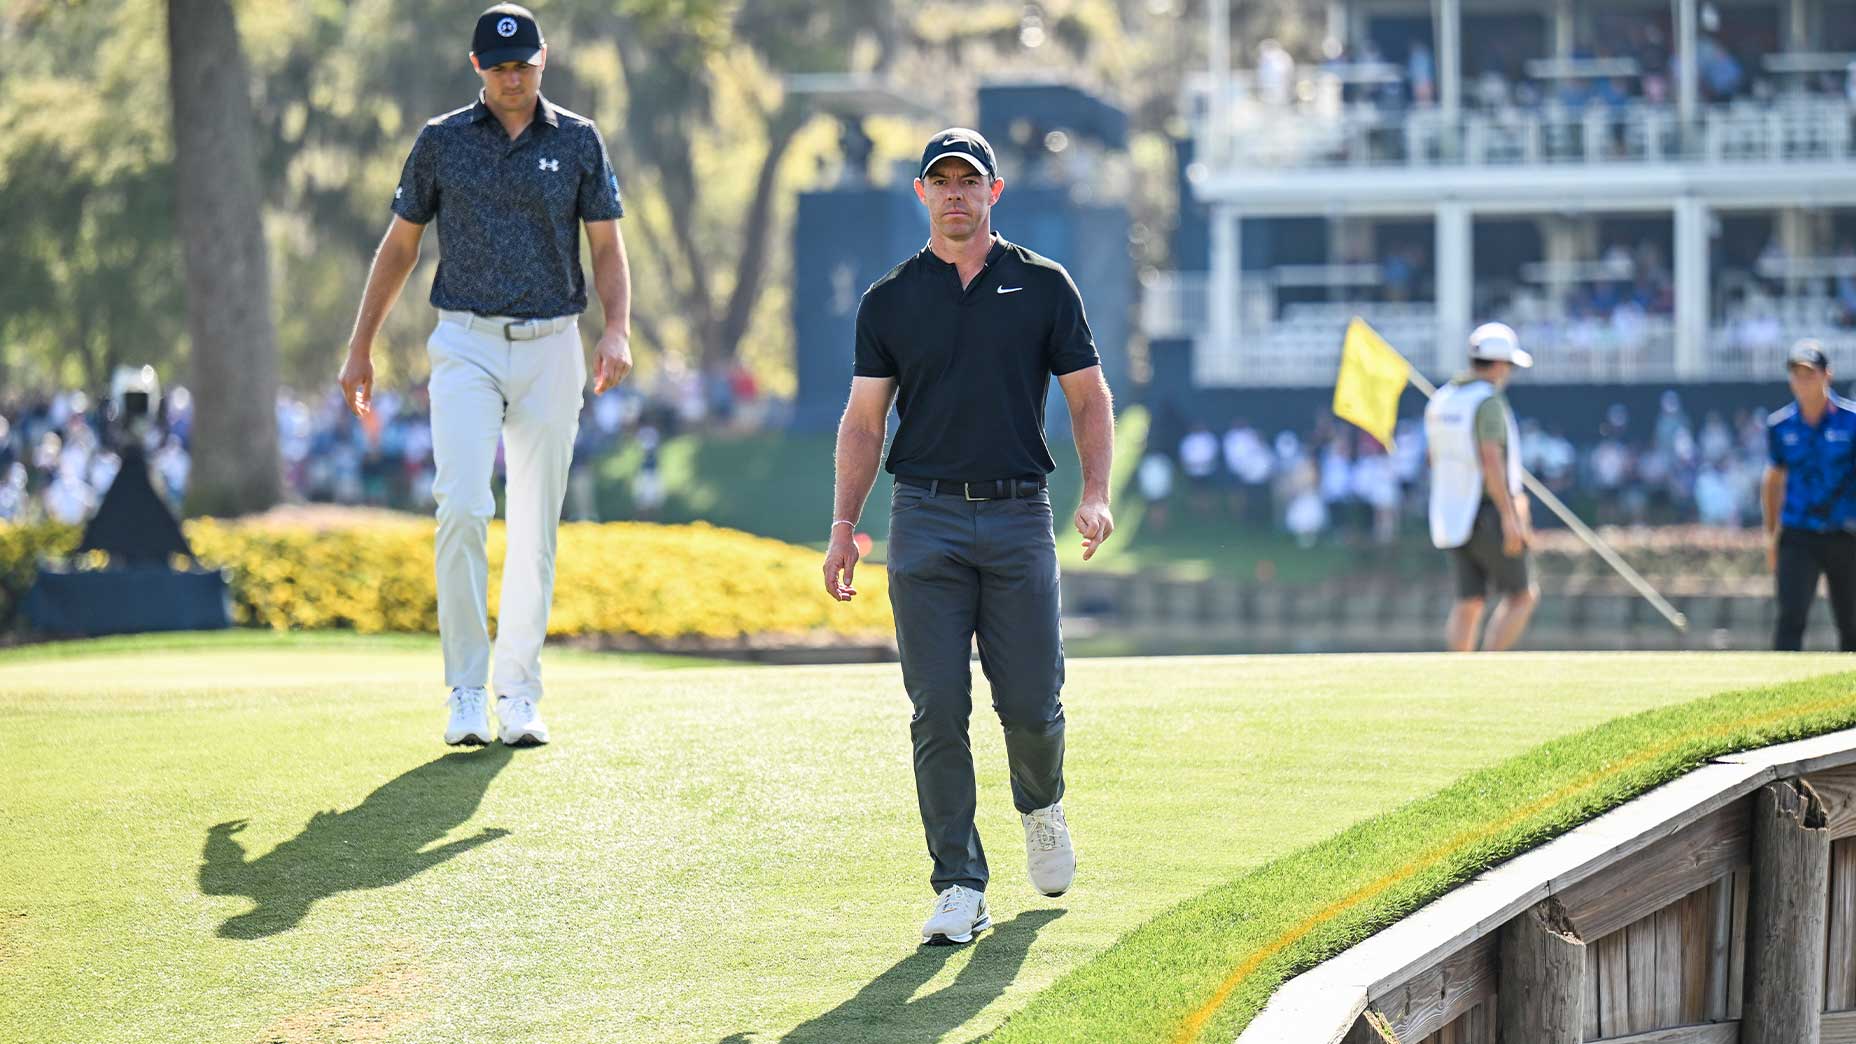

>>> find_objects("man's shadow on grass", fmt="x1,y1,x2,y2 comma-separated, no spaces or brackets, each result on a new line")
720,907,1065,1044
198,745,513,939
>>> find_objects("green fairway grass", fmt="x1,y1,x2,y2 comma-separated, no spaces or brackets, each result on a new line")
0,634,1848,1043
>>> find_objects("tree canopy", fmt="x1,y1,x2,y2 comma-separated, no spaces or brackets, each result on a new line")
0,0,1243,397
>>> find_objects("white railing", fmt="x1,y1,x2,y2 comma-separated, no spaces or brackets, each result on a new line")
1140,271,1208,341
1189,93,1856,172
1148,276,1856,385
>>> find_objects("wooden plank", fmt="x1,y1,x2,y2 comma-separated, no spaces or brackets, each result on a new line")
1678,883,1713,1024
1383,935,1497,1042
1597,928,1632,1038
1706,875,1733,1021
1808,765,1856,839
1560,800,1753,943
1744,779,1832,1044
1652,903,1685,1028
1599,1023,1740,1044
1386,965,1439,1041
1544,762,1776,901
1830,836,1856,1011
1627,915,1660,1034
1462,1001,1493,1044
1729,868,1749,1021
1436,935,1498,1032
1585,945,1602,1040
1825,1008,1856,1044
1499,898,1583,1044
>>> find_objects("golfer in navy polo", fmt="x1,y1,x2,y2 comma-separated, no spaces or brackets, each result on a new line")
339,4,633,746
1763,339,1856,650
822,129,1117,945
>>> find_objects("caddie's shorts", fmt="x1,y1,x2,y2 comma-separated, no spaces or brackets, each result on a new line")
1450,500,1535,600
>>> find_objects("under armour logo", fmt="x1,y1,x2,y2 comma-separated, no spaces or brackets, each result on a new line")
538,158,560,172
497,16,518,37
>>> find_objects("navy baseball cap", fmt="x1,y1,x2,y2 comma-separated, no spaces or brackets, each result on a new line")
919,128,998,181
473,4,544,68
1789,339,1831,371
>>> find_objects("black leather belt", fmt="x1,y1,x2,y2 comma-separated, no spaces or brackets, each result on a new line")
896,476,1047,501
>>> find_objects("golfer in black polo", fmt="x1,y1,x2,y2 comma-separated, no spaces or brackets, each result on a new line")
822,128,1116,945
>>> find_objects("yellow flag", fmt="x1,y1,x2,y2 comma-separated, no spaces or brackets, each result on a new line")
1332,317,1412,450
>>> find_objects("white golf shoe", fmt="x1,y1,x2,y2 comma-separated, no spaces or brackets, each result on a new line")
443,686,492,746
1022,802,1076,897
496,695,549,747
922,885,990,946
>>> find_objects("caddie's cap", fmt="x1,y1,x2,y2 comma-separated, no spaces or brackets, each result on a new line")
1788,338,1831,372
1468,321,1534,368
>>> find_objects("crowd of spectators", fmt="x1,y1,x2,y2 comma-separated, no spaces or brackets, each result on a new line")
1301,12,1842,116
0,359,779,525
1332,234,1856,366
1142,391,1786,547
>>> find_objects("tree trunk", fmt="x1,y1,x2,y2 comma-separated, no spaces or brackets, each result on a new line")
167,0,281,516
710,104,806,369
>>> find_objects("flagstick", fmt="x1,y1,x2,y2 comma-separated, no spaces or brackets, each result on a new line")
1405,370,1689,633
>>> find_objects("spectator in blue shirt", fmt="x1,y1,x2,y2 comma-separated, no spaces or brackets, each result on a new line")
1763,340,1856,650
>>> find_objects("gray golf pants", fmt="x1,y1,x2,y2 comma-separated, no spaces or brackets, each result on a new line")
886,482,1067,894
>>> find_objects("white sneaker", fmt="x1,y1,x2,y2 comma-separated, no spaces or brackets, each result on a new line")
921,885,990,946
443,686,492,746
496,695,549,747
1022,802,1076,897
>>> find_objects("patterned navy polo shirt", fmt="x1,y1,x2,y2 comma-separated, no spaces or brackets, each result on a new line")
392,92,623,319
1768,394,1856,531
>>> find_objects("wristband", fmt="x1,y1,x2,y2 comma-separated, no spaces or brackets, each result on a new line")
831,519,856,530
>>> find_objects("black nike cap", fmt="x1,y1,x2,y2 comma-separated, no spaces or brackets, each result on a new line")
919,128,998,181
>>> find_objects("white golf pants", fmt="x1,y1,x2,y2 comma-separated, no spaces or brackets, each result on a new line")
427,311,584,702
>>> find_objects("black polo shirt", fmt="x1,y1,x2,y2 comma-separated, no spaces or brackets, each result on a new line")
392,92,623,319
854,235,1100,482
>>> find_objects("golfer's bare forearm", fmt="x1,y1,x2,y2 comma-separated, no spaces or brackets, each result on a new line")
1069,377,1115,502
347,225,421,354
591,236,631,339
348,234,420,355
831,424,885,526
1762,466,1785,539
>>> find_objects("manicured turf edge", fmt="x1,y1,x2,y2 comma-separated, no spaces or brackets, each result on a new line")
0,630,714,668
988,670,1856,1044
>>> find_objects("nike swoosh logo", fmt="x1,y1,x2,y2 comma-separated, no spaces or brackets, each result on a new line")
997,286,1024,294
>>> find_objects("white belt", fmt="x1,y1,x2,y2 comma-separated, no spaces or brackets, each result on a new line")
439,309,577,341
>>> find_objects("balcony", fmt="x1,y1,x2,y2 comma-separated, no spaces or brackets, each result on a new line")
1183,93,1856,213
1144,274,1856,386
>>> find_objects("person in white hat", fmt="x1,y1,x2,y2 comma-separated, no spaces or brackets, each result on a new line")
1422,322,1539,651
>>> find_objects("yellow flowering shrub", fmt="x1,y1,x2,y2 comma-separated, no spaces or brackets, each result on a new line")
0,522,81,625
2,517,894,641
